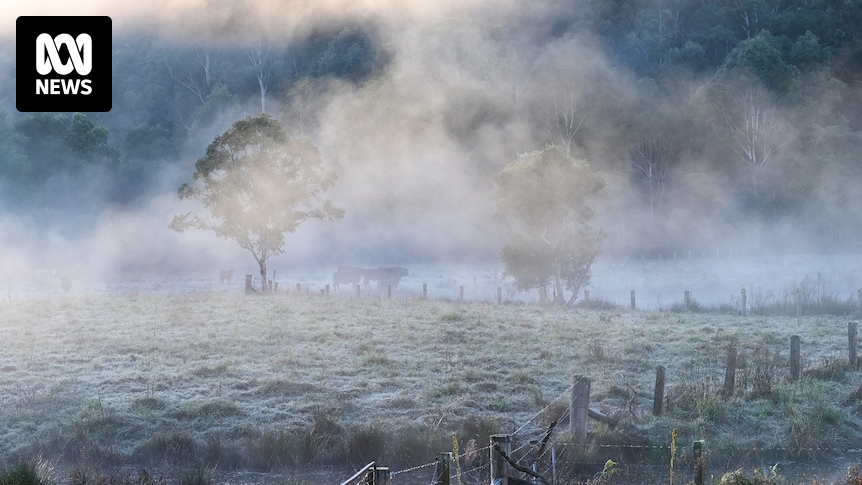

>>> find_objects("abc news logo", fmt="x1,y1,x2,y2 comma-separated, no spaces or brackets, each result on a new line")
17,16,112,112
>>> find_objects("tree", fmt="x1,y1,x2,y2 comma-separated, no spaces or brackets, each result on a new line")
170,113,344,292
495,145,605,306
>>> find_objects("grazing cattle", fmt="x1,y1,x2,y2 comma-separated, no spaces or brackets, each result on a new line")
332,266,365,290
59,276,71,293
219,269,234,284
363,266,409,291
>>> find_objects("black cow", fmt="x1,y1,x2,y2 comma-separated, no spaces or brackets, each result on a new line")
363,266,409,291
219,269,234,284
332,266,365,290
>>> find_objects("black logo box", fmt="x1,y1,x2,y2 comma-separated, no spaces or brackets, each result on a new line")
16,16,112,113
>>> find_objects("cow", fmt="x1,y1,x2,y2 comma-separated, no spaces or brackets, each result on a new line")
363,266,409,291
332,266,365,291
219,269,234,285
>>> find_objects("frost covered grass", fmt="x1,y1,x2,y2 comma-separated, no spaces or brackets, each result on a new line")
1,290,861,480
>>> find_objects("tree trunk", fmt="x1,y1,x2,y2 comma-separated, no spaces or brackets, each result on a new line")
259,258,268,292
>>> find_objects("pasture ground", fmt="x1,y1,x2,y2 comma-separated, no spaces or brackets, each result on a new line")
1,287,862,484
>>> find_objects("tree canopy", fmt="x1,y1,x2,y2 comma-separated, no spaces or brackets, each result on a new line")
170,113,343,290
495,145,606,306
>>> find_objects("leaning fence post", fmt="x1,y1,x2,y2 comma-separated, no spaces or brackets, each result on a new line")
723,346,737,398
653,365,665,416
693,440,705,485
631,290,636,310
433,452,452,485
491,435,512,485
850,322,858,370
790,335,801,381
570,376,591,442
741,288,747,316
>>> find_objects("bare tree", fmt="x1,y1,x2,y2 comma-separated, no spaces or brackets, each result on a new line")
716,84,789,196
627,133,673,219
245,36,274,113
548,87,585,157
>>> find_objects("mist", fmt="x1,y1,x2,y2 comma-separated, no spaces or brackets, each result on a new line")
2,0,861,301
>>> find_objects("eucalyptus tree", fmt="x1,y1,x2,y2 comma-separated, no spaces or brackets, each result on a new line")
170,113,343,292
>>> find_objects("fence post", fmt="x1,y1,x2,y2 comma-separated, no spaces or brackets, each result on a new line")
459,285,464,302
858,289,862,318
723,347,737,398
274,282,278,295
796,288,802,317
741,288,747,316
387,285,392,300
423,283,428,300
850,322,858,370
296,283,301,294
631,290,636,310
355,284,361,298
325,284,330,297
653,365,665,416
372,466,390,485
497,287,502,305
433,452,452,485
790,335,801,381
684,291,691,313
245,275,253,295
491,435,512,485
693,440,705,485
570,376,591,442
584,290,590,308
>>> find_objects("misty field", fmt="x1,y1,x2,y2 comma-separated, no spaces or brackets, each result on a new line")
2,287,862,484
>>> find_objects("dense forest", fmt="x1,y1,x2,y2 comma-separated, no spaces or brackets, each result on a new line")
2,0,862,264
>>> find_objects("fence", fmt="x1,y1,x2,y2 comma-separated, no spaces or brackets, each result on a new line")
337,319,862,485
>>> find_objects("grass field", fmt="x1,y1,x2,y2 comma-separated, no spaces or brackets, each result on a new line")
1,287,861,484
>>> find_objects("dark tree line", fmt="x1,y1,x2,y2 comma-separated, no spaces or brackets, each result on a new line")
1,0,860,251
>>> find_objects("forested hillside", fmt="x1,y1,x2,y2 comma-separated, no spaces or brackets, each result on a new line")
2,0,862,259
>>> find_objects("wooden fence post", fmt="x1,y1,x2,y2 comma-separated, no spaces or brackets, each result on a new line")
741,289,747,316
423,283,427,300
497,287,502,305
355,284,361,298
653,365,665,416
723,347,737,398
850,322,858,370
684,291,691,313
274,282,278,295
245,275,253,295
372,466,390,485
296,283,301,294
490,435,512,485
325,284,330,297
796,288,802,317
693,440,705,485
570,376,591,442
459,285,464,302
584,290,590,308
858,289,862,318
790,335,801,381
433,452,452,485
631,290,636,310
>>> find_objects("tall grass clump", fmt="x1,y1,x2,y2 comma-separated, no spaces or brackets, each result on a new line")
0,460,54,485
